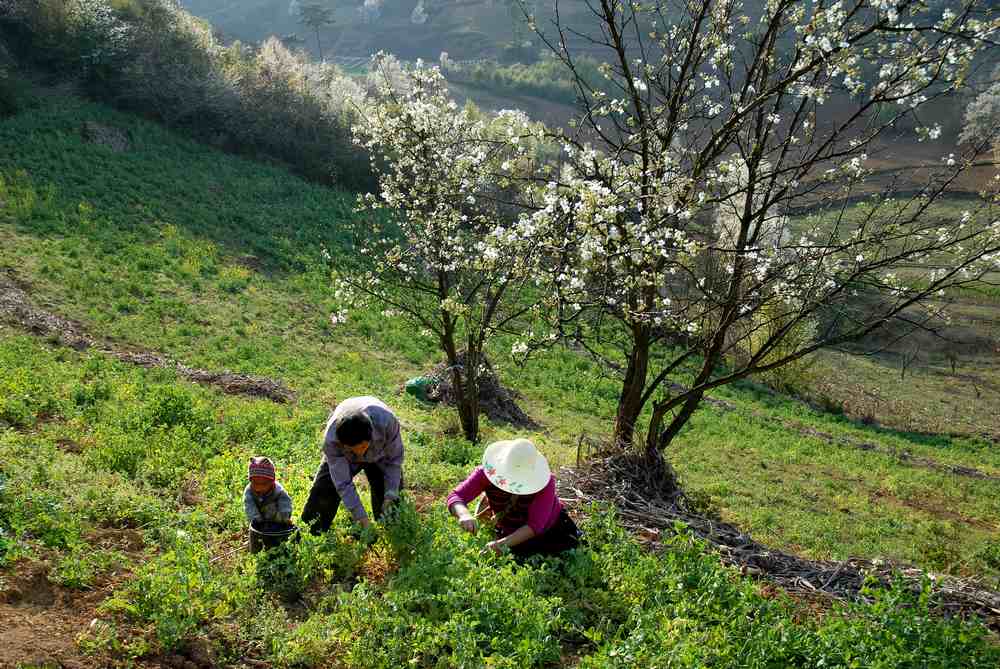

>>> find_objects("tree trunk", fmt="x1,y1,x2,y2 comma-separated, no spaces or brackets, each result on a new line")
462,341,481,443
452,361,479,443
440,321,479,443
315,28,323,61
645,398,670,453
613,327,651,448
653,390,703,451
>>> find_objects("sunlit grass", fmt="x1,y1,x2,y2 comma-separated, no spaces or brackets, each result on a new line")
2,92,999,586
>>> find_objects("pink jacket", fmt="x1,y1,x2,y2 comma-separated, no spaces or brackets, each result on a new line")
446,466,562,536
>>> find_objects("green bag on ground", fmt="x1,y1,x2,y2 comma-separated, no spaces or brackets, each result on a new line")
404,376,437,403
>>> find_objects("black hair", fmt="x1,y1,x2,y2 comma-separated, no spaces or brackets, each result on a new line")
336,410,373,446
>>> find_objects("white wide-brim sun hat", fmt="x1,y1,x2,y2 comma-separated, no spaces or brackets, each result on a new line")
482,438,551,495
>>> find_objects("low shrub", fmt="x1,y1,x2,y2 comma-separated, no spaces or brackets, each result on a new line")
50,544,127,588
106,534,254,650
0,352,63,428
144,384,212,432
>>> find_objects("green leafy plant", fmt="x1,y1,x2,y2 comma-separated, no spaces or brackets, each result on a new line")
106,536,253,650
380,494,428,567
255,542,306,602
50,544,127,589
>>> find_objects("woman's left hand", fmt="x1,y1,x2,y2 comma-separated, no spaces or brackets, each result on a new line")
485,540,507,555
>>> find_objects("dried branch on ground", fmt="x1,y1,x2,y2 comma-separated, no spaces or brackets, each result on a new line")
558,449,1000,631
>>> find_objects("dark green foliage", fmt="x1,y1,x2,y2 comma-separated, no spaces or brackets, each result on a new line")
977,539,1000,573
2,0,372,189
330,510,564,669
380,494,427,567
446,56,613,107
6,476,85,550
0,70,37,118
255,525,368,601
255,541,307,602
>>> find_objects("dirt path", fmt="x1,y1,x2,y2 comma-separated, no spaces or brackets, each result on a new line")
0,271,296,404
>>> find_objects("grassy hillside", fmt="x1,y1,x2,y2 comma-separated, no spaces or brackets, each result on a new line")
2,91,1000,667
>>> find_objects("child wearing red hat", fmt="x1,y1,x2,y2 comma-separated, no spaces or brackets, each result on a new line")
244,456,293,526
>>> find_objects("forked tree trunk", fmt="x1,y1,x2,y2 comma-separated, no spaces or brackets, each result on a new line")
652,390,703,452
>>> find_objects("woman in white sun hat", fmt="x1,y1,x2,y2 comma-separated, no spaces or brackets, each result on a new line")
446,438,580,557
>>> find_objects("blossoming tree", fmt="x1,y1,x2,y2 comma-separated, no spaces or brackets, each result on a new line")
512,0,1000,452
342,56,547,442
961,63,1000,162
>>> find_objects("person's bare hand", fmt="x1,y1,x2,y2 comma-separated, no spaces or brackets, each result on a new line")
485,539,507,555
457,514,478,534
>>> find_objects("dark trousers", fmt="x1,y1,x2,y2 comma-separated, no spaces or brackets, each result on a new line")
301,459,396,534
507,509,581,558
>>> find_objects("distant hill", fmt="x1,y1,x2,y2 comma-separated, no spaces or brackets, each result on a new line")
180,0,602,60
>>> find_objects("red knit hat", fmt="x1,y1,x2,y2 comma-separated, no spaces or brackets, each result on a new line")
248,456,276,481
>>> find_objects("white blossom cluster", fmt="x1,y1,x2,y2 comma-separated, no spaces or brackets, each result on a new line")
959,64,1000,159
520,142,708,337
343,56,549,350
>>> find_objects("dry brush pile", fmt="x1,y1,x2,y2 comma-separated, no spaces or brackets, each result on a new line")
558,446,1000,631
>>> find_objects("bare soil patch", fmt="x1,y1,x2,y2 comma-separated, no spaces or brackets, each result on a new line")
56,438,84,454
409,491,438,514
0,270,296,403
86,527,146,554
0,563,105,669
0,528,153,669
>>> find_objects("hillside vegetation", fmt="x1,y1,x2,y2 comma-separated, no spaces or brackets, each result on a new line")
1,85,1000,667
1,0,371,188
